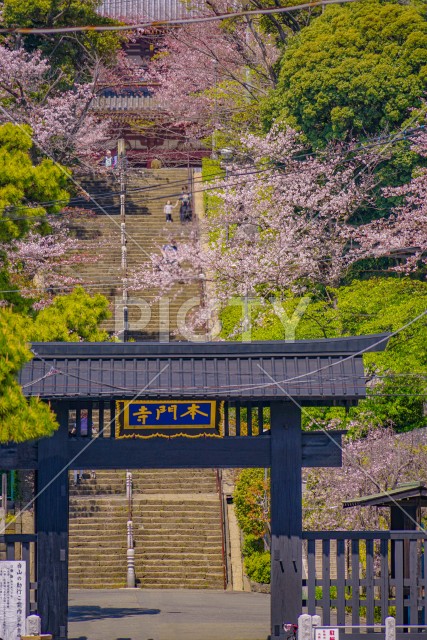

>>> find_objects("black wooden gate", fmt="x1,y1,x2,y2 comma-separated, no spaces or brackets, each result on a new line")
0,334,389,639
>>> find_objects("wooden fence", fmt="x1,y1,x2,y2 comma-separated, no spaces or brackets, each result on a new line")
303,531,427,637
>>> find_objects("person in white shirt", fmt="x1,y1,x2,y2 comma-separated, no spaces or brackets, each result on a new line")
104,150,117,168
164,200,178,222
105,150,113,168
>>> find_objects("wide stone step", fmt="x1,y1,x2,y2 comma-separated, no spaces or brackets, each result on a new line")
133,534,222,543
70,479,217,488
69,542,128,550
68,557,127,566
138,579,224,589
69,580,126,588
136,558,223,567
70,499,219,508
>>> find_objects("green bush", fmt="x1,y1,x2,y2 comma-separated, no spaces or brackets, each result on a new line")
242,534,264,556
244,551,271,584
265,0,427,147
234,468,268,537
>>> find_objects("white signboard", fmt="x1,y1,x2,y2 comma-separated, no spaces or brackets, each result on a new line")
0,561,26,640
315,629,340,640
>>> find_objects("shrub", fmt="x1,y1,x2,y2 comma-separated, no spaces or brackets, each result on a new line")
234,468,269,537
244,551,271,584
242,534,264,556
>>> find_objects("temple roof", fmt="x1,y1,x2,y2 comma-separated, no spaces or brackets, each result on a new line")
343,482,427,508
19,334,389,402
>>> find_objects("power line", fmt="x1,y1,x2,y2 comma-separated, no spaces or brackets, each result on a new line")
0,0,358,34
1,125,424,219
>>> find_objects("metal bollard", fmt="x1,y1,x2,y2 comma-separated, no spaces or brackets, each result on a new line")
297,614,312,640
385,617,396,640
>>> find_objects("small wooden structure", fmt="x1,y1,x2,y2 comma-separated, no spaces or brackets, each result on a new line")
0,334,389,639
344,482,427,628
344,482,427,530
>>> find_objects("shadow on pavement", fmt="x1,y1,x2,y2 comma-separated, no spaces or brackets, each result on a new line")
69,606,161,621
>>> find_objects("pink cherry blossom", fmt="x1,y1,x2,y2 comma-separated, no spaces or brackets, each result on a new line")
304,426,427,531
0,44,111,163
148,20,279,136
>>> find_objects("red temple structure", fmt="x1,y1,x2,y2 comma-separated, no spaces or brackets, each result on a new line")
94,0,209,166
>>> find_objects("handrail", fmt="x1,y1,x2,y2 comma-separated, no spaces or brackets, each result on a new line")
216,469,228,590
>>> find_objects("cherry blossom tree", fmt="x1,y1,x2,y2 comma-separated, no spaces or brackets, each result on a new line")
149,19,279,137
1,216,108,309
234,428,427,536
0,44,111,163
128,126,427,326
127,128,377,316
351,127,427,272
304,426,427,531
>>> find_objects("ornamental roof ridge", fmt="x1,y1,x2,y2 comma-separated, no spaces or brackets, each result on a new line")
29,333,390,358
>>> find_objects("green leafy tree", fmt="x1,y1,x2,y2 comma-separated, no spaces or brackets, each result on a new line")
0,287,111,442
221,278,427,431
29,287,110,342
234,468,269,537
0,308,58,442
0,122,70,310
265,0,427,147
2,0,122,81
0,123,69,242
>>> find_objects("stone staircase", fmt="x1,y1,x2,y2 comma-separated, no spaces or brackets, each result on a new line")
69,168,201,339
68,470,225,589
67,170,225,590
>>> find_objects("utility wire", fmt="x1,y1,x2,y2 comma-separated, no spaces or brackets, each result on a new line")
1,125,424,219
0,0,358,34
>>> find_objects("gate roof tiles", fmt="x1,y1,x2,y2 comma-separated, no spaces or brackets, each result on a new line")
19,334,389,403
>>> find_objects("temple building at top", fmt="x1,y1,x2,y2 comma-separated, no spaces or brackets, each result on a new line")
93,0,208,166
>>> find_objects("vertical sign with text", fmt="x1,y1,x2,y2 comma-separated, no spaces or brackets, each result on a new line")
0,560,26,640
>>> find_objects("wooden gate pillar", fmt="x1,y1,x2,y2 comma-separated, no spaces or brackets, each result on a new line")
36,403,69,639
270,402,302,638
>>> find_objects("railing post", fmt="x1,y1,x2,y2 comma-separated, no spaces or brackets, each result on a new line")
126,518,136,588
126,471,132,504
127,519,133,551
385,617,396,640
297,614,312,640
126,471,136,588
126,520,136,588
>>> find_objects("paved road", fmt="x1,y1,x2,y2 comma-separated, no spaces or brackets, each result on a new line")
69,588,270,640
